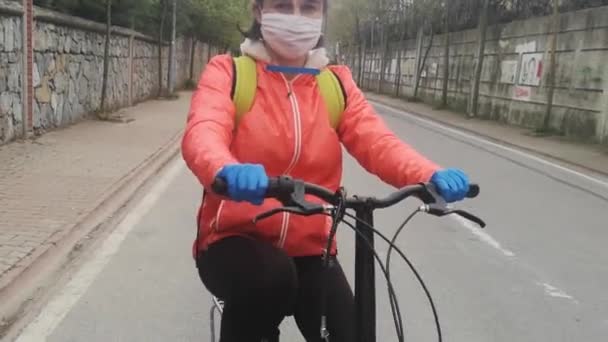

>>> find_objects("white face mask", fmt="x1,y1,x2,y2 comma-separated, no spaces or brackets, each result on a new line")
261,13,323,61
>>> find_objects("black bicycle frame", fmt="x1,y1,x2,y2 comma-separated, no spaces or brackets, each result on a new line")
354,203,376,342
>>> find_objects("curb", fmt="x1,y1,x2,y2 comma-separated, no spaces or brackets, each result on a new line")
367,94,608,178
0,130,183,338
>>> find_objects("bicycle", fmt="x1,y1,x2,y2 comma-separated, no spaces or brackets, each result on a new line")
209,175,486,342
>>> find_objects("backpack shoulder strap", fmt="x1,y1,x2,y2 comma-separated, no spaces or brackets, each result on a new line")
231,55,257,126
316,69,346,129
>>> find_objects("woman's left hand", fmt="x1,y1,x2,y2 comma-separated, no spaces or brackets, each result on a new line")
430,168,470,203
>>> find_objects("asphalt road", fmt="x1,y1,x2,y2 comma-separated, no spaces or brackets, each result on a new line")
10,103,608,342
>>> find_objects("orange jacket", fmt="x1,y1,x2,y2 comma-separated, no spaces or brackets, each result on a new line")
182,47,440,257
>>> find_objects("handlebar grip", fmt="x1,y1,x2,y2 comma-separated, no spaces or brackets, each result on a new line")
210,177,283,197
467,184,480,198
211,178,228,195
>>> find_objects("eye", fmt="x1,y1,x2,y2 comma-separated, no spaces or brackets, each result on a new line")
301,2,321,14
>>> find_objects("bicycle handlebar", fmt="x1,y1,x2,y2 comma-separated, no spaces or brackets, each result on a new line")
211,175,480,208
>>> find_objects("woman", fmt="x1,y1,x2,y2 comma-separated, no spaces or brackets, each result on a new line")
182,0,471,341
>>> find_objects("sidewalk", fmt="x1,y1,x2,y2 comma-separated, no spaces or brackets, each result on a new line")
0,92,191,329
366,93,608,176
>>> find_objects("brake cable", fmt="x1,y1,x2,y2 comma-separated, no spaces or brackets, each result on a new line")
343,212,443,342
319,188,347,342
337,218,406,342
386,209,422,340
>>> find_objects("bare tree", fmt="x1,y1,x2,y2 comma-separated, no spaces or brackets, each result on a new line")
355,14,364,84
394,11,408,97
468,0,489,117
414,23,434,100
158,0,167,98
440,0,451,108
100,0,112,116
167,0,177,96
188,37,197,86
541,0,560,133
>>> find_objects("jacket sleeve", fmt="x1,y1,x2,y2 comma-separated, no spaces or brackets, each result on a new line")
181,54,238,189
331,66,440,188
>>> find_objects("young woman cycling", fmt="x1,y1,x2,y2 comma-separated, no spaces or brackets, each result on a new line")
182,0,471,341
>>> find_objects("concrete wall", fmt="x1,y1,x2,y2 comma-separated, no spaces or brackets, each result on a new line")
351,5,608,143
0,1,214,144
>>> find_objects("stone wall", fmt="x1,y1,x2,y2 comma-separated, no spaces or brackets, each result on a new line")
0,14,23,143
0,1,214,144
351,5,608,143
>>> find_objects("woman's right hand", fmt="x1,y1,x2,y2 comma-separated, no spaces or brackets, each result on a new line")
216,164,269,205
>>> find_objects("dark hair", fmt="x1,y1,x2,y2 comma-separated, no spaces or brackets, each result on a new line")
239,0,328,44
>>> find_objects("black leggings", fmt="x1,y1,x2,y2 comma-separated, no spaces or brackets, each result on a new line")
196,236,355,342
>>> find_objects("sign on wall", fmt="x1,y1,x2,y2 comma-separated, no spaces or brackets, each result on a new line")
519,53,544,86
500,60,518,84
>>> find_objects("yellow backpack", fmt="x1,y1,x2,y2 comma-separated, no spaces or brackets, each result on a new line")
231,56,346,129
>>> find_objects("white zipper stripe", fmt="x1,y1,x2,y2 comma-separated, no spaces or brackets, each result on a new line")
278,76,303,248
282,78,302,174
214,200,225,231
281,214,291,248
277,213,290,248
289,90,302,173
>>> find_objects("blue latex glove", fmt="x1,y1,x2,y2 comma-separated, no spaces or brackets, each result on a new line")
217,164,269,205
430,168,470,203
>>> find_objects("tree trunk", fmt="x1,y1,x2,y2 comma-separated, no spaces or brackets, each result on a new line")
167,0,177,95
414,27,434,100
379,32,390,94
468,0,489,117
542,0,560,132
99,0,112,116
189,36,196,83
413,29,424,98
157,0,166,98
368,20,376,90
395,47,403,97
394,19,408,97
355,15,364,84
360,39,367,86
440,1,450,108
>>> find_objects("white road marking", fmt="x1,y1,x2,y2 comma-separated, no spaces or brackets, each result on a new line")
372,102,608,189
538,282,578,303
450,215,515,258
451,215,578,303
14,160,185,342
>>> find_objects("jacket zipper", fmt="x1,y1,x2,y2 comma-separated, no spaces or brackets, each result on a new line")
278,76,302,248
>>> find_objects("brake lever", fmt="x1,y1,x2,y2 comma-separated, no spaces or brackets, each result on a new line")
450,209,486,228
423,204,486,228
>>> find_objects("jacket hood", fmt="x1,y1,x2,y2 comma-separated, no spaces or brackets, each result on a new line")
239,38,330,70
